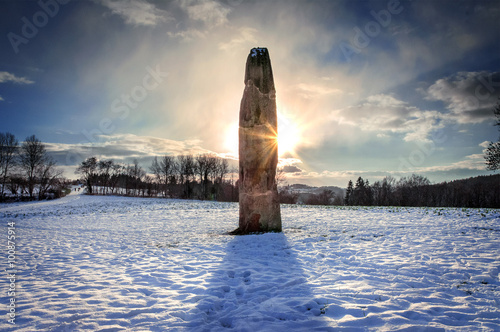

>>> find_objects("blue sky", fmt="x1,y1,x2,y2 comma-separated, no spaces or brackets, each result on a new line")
1,0,499,187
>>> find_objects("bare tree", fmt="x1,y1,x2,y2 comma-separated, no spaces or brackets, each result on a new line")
196,154,219,199
213,157,229,200
18,135,48,199
229,166,238,202
305,189,334,205
38,159,63,200
195,154,209,199
8,174,26,197
276,166,287,188
178,154,195,198
0,132,18,200
96,159,112,194
109,163,123,194
215,157,229,183
127,159,145,196
151,155,176,198
76,157,98,194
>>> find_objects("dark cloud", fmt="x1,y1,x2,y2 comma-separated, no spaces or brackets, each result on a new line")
45,134,212,166
424,71,500,123
281,165,302,173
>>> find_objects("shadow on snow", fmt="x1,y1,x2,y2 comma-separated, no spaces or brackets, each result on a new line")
191,232,333,331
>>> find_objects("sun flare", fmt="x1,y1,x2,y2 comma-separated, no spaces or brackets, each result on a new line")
224,123,239,158
223,108,301,158
277,110,300,157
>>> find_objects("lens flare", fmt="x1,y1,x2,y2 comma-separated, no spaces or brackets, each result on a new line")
277,110,300,157
224,106,301,159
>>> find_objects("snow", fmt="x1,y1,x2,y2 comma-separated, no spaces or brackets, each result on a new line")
1,194,499,331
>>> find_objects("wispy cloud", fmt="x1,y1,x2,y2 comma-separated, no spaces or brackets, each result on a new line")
167,28,206,42
331,94,444,142
99,0,171,26
294,83,343,100
180,0,231,28
0,71,34,84
416,154,487,172
479,141,491,148
169,0,232,42
218,27,257,51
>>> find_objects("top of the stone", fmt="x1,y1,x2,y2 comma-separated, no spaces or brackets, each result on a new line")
250,47,268,57
245,47,274,94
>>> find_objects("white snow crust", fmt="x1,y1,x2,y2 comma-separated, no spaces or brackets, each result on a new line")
1,193,499,331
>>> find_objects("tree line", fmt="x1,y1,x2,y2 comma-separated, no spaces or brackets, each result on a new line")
344,174,500,208
0,132,65,201
76,154,239,202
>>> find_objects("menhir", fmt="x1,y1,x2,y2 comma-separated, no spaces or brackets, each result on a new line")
234,47,282,234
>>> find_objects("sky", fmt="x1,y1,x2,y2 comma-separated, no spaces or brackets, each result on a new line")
1,0,499,187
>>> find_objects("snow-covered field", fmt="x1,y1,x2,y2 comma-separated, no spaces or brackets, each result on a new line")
1,192,499,331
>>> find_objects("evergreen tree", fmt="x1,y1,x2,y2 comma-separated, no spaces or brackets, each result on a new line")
485,100,500,170
344,180,353,205
353,177,365,205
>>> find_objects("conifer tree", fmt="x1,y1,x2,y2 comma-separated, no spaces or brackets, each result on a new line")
485,100,500,171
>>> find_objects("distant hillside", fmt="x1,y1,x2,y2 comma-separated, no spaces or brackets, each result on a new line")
280,184,345,205
288,184,345,196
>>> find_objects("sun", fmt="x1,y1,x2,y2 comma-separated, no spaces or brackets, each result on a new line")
277,109,300,157
223,107,301,158
223,123,239,158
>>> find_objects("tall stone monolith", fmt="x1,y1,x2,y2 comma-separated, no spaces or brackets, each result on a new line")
235,47,282,234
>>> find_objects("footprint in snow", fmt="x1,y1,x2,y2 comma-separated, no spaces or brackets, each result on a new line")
243,271,251,284
137,288,153,296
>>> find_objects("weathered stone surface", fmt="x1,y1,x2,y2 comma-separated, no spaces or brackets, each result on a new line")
236,47,282,234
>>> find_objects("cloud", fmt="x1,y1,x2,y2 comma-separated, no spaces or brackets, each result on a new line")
416,153,487,172
280,165,302,173
424,71,500,124
169,0,232,41
99,0,171,26
0,96,3,101
293,83,343,99
179,0,231,28
45,134,216,166
479,141,491,149
167,28,206,42
0,71,34,84
218,27,257,51
331,94,444,142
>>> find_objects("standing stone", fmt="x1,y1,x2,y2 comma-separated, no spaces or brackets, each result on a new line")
236,47,282,234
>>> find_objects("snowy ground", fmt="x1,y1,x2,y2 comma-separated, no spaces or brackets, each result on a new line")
1,193,499,331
